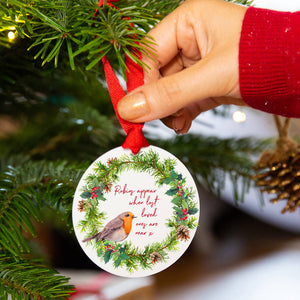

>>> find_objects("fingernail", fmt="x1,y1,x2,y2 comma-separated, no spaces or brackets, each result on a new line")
172,117,185,135
118,92,149,120
172,118,182,131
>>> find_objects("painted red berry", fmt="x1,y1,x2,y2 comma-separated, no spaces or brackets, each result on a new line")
182,208,188,215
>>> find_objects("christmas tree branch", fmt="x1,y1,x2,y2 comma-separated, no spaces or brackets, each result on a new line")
0,158,85,257
157,134,270,202
1,0,158,74
0,253,74,300
1,0,253,76
0,100,118,160
0,158,85,298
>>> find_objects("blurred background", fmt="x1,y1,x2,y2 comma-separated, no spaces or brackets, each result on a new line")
1,0,300,299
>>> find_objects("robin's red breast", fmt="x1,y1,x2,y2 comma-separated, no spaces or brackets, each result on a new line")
82,211,136,243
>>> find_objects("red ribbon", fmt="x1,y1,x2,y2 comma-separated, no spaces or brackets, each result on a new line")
96,0,149,155
70,272,110,299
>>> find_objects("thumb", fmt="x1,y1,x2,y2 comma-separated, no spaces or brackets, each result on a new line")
118,55,228,123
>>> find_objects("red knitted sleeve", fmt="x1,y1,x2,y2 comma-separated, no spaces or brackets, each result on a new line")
239,7,300,118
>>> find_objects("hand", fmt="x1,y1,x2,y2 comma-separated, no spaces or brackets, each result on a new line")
118,0,248,134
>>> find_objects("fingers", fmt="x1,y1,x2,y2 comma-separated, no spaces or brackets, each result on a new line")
161,98,221,134
118,53,225,123
159,53,184,78
142,9,180,83
162,96,246,134
162,109,192,134
142,2,201,83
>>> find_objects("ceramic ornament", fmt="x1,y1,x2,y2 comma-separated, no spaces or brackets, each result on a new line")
73,146,199,277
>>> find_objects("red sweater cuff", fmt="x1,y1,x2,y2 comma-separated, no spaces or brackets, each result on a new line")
239,7,300,118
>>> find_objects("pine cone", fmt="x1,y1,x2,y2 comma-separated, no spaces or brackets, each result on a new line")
175,225,190,242
253,148,300,213
107,157,117,165
150,251,162,264
78,200,86,212
103,183,113,193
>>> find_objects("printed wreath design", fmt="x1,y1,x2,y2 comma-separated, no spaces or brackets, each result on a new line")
77,149,198,273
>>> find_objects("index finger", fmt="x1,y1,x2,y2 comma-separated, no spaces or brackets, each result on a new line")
142,9,180,82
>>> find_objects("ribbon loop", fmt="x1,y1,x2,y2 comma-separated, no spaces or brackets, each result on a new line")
122,126,150,155
97,2,149,155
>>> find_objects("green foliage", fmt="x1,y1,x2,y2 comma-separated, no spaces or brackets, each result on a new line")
0,67,119,161
0,158,86,298
0,0,157,75
232,0,254,4
158,134,270,203
0,253,74,299
0,0,253,77
118,0,183,19
0,157,86,249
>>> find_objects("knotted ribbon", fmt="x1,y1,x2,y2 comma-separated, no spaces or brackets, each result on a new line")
95,0,149,155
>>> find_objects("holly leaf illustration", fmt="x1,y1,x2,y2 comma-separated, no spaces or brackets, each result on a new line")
95,189,102,196
188,207,198,215
104,250,113,264
171,197,181,205
92,178,99,187
80,191,92,199
98,194,106,201
174,207,184,220
119,246,126,254
166,188,178,196
177,174,183,181
170,170,177,179
120,253,129,260
162,177,172,184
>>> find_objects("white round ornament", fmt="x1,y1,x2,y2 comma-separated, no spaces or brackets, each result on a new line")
73,146,200,277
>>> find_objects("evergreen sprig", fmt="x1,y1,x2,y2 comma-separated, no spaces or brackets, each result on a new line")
0,158,86,298
0,100,118,160
0,253,74,300
1,0,157,75
94,149,176,184
118,0,183,19
0,0,253,76
158,134,270,203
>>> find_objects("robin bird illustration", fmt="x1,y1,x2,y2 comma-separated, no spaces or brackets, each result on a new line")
82,211,136,243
